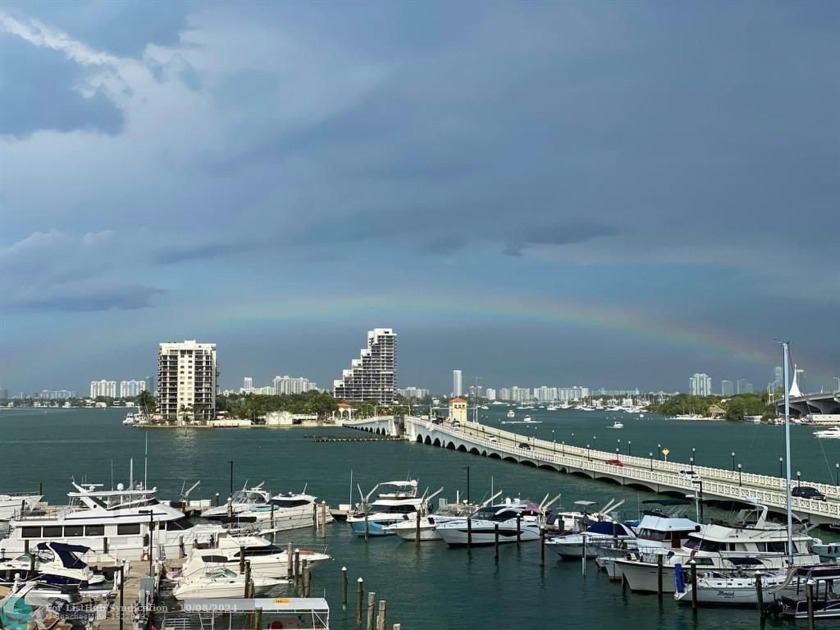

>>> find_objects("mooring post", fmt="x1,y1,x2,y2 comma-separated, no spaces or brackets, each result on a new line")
366,591,376,630
239,546,246,574
415,513,420,545
467,516,473,548
581,535,587,576
356,578,364,629
321,501,328,537
516,514,522,545
494,524,500,560
806,579,815,630
253,608,262,630
657,554,664,599
286,542,293,580
540,528,545,568
342,566,348,609
365,511,369,541
690,560,698,611
243,560,252,598
755,571,764,620
376,600,387,630
294,549,301,581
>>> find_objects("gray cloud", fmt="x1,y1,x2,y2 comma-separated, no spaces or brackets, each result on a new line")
12,282,166,312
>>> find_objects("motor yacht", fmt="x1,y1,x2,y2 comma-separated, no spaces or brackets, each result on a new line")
201,483,272,521
0,493,42,522
347,481,433,537
435,498,547,547
228,490,334,532
171,561,286,600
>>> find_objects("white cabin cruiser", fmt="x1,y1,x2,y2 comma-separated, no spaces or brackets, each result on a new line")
231,490,334,532
171,560,286,600
436,498,546,546
0,542,107,588
0,493,42,522
201,483,272,521
347,481,432,537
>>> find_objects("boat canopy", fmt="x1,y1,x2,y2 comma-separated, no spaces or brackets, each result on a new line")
35,542,90,569
585,522,634,537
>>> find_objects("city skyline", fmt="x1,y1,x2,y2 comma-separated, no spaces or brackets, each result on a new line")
1,3,838,395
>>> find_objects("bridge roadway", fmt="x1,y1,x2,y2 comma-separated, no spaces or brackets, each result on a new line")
341,415,840,526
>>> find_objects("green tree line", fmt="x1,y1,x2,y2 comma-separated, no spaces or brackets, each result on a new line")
648,392,774,421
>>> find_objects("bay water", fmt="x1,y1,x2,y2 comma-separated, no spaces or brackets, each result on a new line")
2,407,838,629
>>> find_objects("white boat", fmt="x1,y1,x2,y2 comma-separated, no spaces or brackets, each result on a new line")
0,542,108,588
547,521,636,559
506,410,515,419
347,481,437,537
0,480,225,562
613,503,821,593
436,497,554,547
812,427,840,439
171,561,286,600
181,533,331,579
776,565,840,618
385,493,502,541
674,561,790,606
201,483,272,521
0,492,41,522
810,541,840,561
122,412,148,426
227,489,334,532
608,420,624,429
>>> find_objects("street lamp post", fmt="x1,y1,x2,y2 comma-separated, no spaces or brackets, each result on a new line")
627,440,632,456
139,509,154,576
693,479,705,521
779,457,784,478
836,463,839,488
796,471,801,488
738,464,742,487
692,447,697,467
552,429,555,454
731,452,736,472
657,444,662,460
587,444,591,461
649,452,653,471
561,441,565,455
690,457,694,473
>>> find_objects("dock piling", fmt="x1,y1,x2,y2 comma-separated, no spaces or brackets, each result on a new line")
581,535,587,576
356,578,364,629
657,554,663,599
494,524,500,560
253,608,262,630
755,571,764,620
376,600,387,630
294,549,301,581
286,542,293,579
690,561,698,611
467,517,472,548
540,529,545,568
516,514,521,544
321,501,328,537
342,566,348,609
366,591,376,630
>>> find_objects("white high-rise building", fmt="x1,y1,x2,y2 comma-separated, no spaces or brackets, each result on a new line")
158,340,217,422
689,373,712,396
243,377,254,391
452,370,463,397
119,380,147,398
90,380,117,398
333,328,397,403
484,388,496,401
273,375,317,395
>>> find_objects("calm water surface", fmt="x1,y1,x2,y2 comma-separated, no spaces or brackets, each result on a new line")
2,407,836,629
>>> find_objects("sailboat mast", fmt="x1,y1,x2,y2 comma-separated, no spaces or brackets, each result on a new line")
782,341,794,565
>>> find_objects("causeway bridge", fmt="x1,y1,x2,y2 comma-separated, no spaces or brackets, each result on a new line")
778,390,840,417
341,415,840,526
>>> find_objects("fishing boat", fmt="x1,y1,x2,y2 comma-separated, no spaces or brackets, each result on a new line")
608,420,624,429
171,561,287,600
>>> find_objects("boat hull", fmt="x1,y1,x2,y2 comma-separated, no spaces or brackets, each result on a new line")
436,523,542,547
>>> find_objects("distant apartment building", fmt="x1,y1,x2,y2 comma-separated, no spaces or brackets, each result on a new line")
534,386,558,402
273,375,317,395
333,328,397,403
39,389,75,400
158,340,217,422
452,370,463,397
119,380,147,398
398,386,429,399
90,380,117,398
484,388,496,401
689,373,712,396
0,387,8,400
737,379,754,394
243,377,254,391
721,379,735,396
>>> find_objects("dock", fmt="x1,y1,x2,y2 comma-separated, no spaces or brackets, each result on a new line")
308,434,403,442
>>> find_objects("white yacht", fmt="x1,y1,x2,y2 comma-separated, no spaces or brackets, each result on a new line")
385,493,502,542
171,559,286,600
813,427,840,439
230,490,334,532
201,483,272,521
347,481,433,537
613,503,821,593
181,533,331,579
546,521,636,559
674,560,790,606
0,542,107,588
435,498,546,546
0,481,225,562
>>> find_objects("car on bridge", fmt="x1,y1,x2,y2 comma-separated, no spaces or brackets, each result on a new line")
605,459,624,467
518,442,531,450
792,486,827,501
678,470,699,480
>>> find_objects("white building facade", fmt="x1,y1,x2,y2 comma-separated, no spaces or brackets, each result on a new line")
90,380,117,398
689,373,713,396
333,328,397,403
452,370,463,397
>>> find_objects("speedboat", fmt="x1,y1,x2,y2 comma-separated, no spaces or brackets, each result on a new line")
0,480,225,562
0,542,107,588
172,562,286,600
347,481,433,537
183,533,331,579
608,420,624,429
201,483,272,521
436,497,548,547
546,521,636,559
813,427,840,439
775,565,840,618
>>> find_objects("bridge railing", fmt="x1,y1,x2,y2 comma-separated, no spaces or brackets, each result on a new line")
409,418,840,521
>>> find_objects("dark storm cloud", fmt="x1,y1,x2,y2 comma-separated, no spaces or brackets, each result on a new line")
12,283,166,312
0,35,123,137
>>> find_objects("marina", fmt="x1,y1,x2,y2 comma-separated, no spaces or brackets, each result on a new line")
1,406,840,628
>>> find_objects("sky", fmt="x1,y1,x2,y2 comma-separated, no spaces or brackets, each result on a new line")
1,1,838,396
